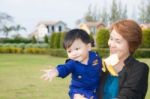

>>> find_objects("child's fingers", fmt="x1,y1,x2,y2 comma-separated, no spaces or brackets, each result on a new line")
41,74,47,79
40,69,51,73
48,65,53,69
41,75,49,81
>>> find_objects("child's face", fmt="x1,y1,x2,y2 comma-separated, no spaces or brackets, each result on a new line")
66,39,91,64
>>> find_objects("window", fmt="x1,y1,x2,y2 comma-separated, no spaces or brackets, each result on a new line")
59,26,62,32
46,25,49,33
52,25,55,32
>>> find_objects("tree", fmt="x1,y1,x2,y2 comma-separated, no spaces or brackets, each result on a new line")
138,0,150,23
100,6,109,25
145,0,150,23
109,0,127,24
14,24,26,33
44,35,49,43
76,4,100,24
32,36,37,43
118,2,127,20
0,12,13,31
0,12,13,24
84,4,96,22
109,0,120,24
2,25,14,38
138,1,147,23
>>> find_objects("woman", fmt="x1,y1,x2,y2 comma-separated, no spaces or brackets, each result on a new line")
97,19,149,99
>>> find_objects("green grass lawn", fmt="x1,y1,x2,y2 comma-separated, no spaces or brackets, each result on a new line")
0,54,149,99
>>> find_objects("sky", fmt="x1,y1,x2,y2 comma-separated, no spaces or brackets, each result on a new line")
0,0,142,35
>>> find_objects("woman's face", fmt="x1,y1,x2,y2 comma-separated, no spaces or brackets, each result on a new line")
108,29,130,60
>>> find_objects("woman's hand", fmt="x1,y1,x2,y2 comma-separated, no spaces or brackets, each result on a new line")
103,54,119,76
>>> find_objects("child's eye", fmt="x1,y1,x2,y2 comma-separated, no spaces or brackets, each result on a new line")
75,48,80,50
67,50,71,53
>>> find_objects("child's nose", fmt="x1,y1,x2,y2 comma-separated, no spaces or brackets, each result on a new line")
72,51,77,56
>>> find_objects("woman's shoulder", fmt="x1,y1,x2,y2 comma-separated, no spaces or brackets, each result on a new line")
130,58,149,75
131,57,148,66
124,57,149,75
126,56,149,69
135,60,149,71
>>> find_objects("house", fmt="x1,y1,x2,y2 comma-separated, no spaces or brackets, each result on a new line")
79,22,106,35
29,20,69,41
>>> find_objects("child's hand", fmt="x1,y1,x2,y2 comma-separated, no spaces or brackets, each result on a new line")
41,66,58,82
74,94,87,99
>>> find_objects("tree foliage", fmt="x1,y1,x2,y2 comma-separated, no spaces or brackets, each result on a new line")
138,0,150,23
109,0,127,24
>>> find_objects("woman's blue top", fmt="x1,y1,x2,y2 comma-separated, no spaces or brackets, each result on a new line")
103,74,119,99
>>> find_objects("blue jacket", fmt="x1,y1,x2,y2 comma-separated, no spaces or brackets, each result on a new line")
57,51,102,93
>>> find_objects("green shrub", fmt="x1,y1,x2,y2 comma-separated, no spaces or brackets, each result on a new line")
31,36,37,43
54,33,61,48
141,29,150,48
16,43,26,48
44,35,49,43
134,49,150,58
0,47,9,53
60,32,66,48
39,43,49,48
49,32,55,48
49,49,67,57
25,43,34,48
15,48,23,53
96,28,109,48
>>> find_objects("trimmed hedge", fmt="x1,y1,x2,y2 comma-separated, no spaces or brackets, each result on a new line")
0,38,32,43
133,49,150,58
48,48,150,58
0,43,49,54
141,29,150,48
0,45,150,58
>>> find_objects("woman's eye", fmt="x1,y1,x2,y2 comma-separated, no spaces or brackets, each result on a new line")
116,41,121,44
109,37,113,40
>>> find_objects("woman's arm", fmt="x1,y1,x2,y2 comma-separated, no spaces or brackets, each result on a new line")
118,62,149,99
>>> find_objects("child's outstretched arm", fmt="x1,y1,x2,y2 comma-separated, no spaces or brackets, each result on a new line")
41,67,58,81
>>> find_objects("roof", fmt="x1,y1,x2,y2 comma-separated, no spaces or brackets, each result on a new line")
37,20,66,26
83,22,105,27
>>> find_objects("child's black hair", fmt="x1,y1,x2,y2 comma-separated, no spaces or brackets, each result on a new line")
63,29,91,49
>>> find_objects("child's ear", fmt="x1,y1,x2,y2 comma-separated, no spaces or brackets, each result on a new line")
87,43,92,51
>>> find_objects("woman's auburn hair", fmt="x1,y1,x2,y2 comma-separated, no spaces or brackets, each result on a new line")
110,19,142,54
